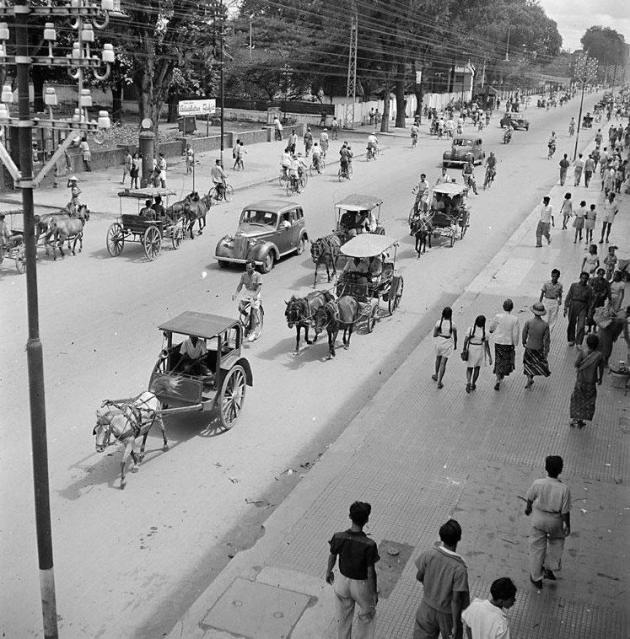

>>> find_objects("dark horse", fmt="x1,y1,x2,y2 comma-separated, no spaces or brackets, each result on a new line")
409,213,432,257
310,234,342,287
167,192,210,239
285,290,334,352
313,296,361,359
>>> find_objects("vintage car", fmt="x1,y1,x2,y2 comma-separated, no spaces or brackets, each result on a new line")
442,136,485,167
499,113,530,130
215,200,309,273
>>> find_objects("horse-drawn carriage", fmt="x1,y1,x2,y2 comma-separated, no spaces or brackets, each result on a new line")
323,234,403,342
106,188,185,260
426,182,469,247
334,194,385,243
0,210,26,273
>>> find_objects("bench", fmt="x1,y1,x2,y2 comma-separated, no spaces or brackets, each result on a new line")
121,214,164,236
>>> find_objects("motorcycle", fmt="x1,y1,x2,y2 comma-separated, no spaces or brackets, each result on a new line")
238,297,264,342
503,129,512,144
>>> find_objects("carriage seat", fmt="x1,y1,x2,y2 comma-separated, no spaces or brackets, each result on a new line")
431,211,456,228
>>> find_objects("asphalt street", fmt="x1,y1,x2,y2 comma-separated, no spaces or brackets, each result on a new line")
0,93,614,638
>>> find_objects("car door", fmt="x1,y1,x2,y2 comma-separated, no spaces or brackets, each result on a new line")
290,208,303,249
276,211,293,254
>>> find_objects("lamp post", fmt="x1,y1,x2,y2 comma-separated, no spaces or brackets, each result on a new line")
0,3,117,637
572,53,598,161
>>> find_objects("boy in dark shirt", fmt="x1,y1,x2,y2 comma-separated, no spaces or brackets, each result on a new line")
327,501,379,638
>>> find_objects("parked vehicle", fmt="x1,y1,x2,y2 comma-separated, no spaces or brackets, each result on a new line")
215,200,308,273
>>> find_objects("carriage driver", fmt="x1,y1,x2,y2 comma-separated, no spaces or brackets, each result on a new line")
139,199,156,220
233,260,262,339
177,335,210,376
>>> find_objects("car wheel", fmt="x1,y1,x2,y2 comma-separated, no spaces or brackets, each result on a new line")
217,260,229,269
296,236,306,255
260,252,275,273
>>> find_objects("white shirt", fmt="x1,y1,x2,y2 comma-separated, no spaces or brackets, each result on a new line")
179,338,207,359
367,135,378,146
461,598,510,639
537,203,553,223
489,312,519,346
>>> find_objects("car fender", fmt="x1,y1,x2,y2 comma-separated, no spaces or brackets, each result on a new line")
250,241,279,262
215,235,232,258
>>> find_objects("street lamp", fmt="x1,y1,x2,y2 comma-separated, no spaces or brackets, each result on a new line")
0,3,118,638
572,53,598,161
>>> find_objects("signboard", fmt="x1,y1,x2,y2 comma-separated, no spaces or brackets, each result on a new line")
415,70,422,84
178,99,216,117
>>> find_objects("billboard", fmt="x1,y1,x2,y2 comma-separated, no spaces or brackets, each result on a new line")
178,99,216,117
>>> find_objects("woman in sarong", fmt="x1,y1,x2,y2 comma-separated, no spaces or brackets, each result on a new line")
570,334,603,428
522,303,551,389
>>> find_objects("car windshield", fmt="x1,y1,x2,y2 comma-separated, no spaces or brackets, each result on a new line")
240,210,277,226
454,139,474,147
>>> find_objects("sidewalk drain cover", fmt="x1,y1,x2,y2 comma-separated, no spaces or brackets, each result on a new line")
377,540,414,598
202,578,310,638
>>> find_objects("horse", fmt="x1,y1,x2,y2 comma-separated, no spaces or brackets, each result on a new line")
93,383,171,489
409,213,432,257
313,296,361,359
310,234,342,287
284,290,334,352
44,205,90,259
166,192,210,239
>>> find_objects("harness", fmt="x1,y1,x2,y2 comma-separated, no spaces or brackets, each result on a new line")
101,393,158,441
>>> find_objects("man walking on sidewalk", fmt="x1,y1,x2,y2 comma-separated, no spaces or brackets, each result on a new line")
564,272,593,346
489,298,519,392
461,577,517,639
559,154,570,186
540,269,563,332
327,501,379,639
535,196,554,247
583,154,595,187
525,455,571,590
413,519,469,639
573,153,584,186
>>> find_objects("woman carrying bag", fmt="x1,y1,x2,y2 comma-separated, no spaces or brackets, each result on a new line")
462,315,492,393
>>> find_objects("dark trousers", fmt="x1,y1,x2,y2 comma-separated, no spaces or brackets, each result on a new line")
600,222,612,241
567,304,587,345
584,170,592,187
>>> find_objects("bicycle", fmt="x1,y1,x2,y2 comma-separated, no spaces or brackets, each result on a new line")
338,163,353,181
411,134,418,149
208,182,234,202
309,156,325,176
366,146,377,161
238,297,264,342
286,172,307,195
483,167,496,189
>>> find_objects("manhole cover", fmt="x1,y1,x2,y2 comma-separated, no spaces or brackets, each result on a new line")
202,578,310,638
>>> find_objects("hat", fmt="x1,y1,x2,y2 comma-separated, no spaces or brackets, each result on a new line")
531,303,546,316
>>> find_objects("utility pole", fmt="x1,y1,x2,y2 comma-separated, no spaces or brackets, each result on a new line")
345,12,357,128
573,53,598,161
0,3,116,637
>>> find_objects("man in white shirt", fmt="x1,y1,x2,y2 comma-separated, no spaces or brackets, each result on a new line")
462,578,516,639
534,196,554,247
435,167,451,185
210,159,227,199
489,298,520,391
177,335,208,375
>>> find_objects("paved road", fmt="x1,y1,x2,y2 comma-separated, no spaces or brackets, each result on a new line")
0,95,606,637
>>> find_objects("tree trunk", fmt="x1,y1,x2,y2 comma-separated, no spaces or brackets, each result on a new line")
111,81,123,124
167,94,178,123
395,63,406,128
32,66,46,113
380,81,391,133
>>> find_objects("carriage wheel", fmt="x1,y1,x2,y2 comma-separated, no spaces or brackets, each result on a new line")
106,222,124,257
367,304,378,333
223,185,234,202
148,352,169,390
460,218,468,239
143,225,162,261
218,365,246,430
171,225,183,249
388,276,403,314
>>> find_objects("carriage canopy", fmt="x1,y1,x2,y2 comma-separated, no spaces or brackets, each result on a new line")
335,194,383,212
158,311,239,340
117,187,177,200
432,182,467,197
340,233,398,258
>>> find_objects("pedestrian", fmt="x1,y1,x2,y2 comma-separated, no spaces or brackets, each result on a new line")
534,196,554,247
235,141,246,171
122,150,132,184
326,501,379,639
79,136,91,172
572,200,586,243
232,138,240,168
573,153,584,186
581,243,599,276
588,268,611,330
369,107,375,125
539,269,563,332
320,128,329,157
489,299,519,391
524,455,571,590
331,117,339,140
462,315,492,393
273,115,283,141
432,306,457,389
130,152,141,189
185,144,194,174
559,192,573,229
564,272,593,346
461,578,517,639
610,271,625,313
522,303,550,389
602,165,615,195
288,129,298,153
583,154,595,187
584,204,596,243
303,126,313,155
157,153,167,188
599,192,618,244
558,153,570,186
412,519,469,639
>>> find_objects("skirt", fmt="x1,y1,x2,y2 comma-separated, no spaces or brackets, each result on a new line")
584,218,595,231
467,343,486,367
570,381,597,420
523,348,550,378
434,337,454,358
494,344,515,377
572,216,584,230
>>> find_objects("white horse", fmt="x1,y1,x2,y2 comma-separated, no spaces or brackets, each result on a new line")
93,390,168,489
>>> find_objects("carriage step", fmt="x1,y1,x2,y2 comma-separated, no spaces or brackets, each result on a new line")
160,403,203,415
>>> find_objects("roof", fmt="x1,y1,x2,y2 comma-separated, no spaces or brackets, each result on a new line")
335,194,383,212
432,182,467,196
118,187,177,199
242,200,300,213
341,233,398,258
158,311,239,339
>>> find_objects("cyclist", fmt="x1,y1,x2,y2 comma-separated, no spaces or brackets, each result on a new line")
280,147,291,180
568,117,576,136
319,128,329,158
547,132,557,159
484,152,497,189
233,260,262,341
339,142,352,178
367,132,379,159
311,142,323,173
410,122,419,147
445,117,454,138
210,159,227,200
462,160,478,195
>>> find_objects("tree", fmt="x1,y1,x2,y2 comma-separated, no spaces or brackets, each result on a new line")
581,26,626,82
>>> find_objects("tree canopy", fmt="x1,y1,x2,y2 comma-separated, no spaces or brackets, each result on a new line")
581,26,626,68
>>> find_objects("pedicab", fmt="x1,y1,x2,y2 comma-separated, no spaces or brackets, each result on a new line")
428,182,470,247
106,187,184,260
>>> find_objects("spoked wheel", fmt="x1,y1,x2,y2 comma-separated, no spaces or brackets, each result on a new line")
218,365,247,430
106,222,124,257
171,225,183,249
388,276,403,314
148,352,169,390
367,303,378,333
223,185,234,202
250,306,264,340
143,225,162,260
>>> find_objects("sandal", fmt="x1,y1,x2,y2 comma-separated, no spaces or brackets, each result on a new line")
466,383,471,393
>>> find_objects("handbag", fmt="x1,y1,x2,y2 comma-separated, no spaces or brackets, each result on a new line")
460,349,469,361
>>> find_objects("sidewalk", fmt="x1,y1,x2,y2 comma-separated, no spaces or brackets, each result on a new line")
167,159,629,636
